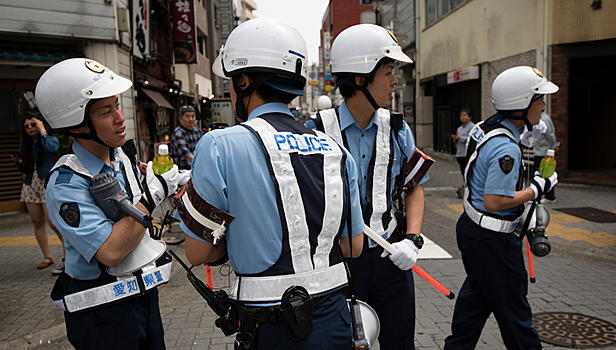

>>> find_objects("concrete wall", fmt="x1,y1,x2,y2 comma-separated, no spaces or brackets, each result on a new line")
419,0,545,79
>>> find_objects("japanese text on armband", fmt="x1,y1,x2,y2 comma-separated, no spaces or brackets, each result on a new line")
272,132,333,154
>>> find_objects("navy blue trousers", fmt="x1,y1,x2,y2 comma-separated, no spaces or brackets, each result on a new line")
65,289,165,350
256,290,352,349
444,213,541,350
348,245,416,350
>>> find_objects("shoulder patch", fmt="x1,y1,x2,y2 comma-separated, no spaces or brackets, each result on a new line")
499,155,515,175
55,168,74,184
59,202,80,228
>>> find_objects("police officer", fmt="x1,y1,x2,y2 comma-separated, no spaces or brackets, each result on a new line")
36,58,180,349
174,18,365,349
444,66,559,350
307,24,431,350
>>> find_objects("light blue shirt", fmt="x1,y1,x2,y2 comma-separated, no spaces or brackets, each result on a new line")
307,101,429,208
180,102,364,275
46,141,131,280
467,117,521,217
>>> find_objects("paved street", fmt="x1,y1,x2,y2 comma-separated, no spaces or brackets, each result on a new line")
1,153,615,350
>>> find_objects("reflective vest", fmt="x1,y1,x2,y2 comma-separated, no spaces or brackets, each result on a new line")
228,114,350,303
318,108,398,247
463,117,524,233
48,145,171,313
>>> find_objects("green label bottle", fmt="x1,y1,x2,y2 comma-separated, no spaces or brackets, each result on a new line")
538,149,556,179
152,144,174,175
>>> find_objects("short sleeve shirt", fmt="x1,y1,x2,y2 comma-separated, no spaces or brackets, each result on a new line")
467,118,522,217
46,141,132,280
178,102,364,275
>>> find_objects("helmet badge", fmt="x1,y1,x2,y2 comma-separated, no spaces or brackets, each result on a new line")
387,29,398,44
85,60,105,73
532,68,544,78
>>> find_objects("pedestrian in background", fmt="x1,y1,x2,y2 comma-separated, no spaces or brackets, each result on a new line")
533,111,559,203
176,18,364,349
170,105,203,170
444,66,559,350
11,115,65,272
452,108,475,178
309,24,430,350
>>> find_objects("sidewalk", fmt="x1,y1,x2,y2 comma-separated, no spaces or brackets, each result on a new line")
1,153,615,349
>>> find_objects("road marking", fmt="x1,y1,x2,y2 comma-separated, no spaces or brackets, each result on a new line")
445,205,616,247
418,235,452,259
0,235,62,247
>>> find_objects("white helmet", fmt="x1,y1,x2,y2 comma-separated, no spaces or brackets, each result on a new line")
330,24,412,76
35,58,132,130
212,18,308,95
317,95,333,111
492,66,558,110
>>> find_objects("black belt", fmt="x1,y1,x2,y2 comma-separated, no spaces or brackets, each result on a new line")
233,292,333,324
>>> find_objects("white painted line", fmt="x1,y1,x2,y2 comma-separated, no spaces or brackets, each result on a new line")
418,235,453,259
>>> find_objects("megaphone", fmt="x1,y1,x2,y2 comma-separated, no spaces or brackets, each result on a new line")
348,299,380,347
107,233,167,276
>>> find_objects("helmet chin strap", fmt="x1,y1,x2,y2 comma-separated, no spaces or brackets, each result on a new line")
508,109,534,131
338,77,381,111
233,74,275,122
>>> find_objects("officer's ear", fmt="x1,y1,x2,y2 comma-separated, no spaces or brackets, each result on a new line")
355,76,365,87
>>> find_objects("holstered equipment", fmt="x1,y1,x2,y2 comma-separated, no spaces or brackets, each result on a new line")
277,286,314,341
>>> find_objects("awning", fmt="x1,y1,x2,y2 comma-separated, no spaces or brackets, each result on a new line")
141,88,174,109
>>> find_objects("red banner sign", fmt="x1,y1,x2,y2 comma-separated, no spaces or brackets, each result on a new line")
173,0,197,64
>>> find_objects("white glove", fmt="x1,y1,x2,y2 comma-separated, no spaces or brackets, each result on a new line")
380,239,419,271
142,161,180,208
520,120,548,147
529,171,558,200
178,169,191,190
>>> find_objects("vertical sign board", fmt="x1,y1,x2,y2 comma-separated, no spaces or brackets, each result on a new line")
173,0,197,63
133,0,149,59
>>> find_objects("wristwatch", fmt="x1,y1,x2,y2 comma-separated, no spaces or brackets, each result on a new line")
404,233,424,249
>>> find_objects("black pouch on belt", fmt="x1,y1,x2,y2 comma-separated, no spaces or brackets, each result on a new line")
276,285,314,341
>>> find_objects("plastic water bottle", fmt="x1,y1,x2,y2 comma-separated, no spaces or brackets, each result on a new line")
538,149,556,179
152,144,174,175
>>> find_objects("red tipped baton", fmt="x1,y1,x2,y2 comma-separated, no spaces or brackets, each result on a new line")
525,238,536,283
206,265,214,290
364,226,455,300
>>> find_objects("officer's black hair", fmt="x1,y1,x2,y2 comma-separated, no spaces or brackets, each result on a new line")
249,74,297,104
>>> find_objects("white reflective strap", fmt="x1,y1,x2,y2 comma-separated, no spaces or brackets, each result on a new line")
229,262,348,303
61,262,171,313
64,275,141,313
245,118,312,273
116,149,142,205
463,200,520,233
463,123,520,233
313,129,344,270
141,261,172,291
369,109,392,239
319,109,343,145
50,154,93,180
366,207,397,248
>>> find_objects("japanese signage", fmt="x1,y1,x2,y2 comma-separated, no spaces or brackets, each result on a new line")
173,0,197,64
133,0,149,59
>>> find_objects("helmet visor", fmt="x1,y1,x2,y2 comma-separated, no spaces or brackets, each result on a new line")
382,45,413,64
532,79,559,95
212,47,228,79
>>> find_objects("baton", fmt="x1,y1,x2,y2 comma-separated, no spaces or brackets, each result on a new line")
363,226,455,300
525,238,536,283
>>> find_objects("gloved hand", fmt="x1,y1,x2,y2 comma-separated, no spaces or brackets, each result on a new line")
178,169,191,189
142,161,180,208
529,171,558,200
520,120,548,147
380,239,419,271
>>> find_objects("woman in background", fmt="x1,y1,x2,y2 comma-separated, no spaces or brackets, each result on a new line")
11,116,65,272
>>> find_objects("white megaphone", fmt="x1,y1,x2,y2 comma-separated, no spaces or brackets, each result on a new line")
348,299,381,347
107,233,166,276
